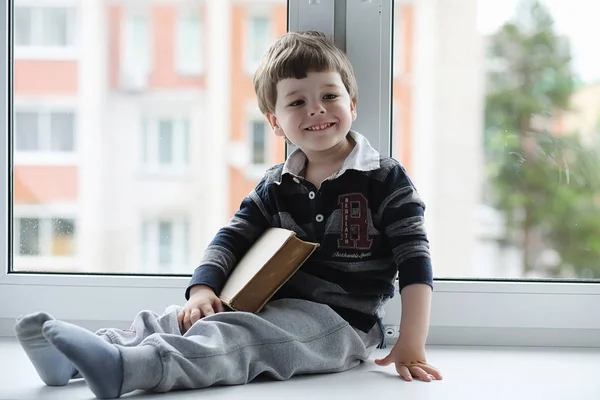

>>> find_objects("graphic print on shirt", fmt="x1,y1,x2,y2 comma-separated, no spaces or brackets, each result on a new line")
337,193,373,250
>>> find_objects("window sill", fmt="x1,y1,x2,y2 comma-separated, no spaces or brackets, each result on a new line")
0,337,598,399
136,168,192,180
14,47,78,61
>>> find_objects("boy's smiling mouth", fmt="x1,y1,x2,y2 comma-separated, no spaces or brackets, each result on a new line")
305,122,336,131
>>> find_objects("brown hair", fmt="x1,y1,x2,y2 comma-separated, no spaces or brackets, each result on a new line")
253,31,358,115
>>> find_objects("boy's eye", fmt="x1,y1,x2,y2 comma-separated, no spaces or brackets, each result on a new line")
289,100,304,107
323,94,338,100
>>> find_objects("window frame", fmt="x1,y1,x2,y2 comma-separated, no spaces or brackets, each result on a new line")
13,0,78,60
175,7,204,76
1,0,599,347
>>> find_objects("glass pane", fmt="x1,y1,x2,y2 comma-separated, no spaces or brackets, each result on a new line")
252,121,266,164
250,17,270,65
158,221,172,265
158,120,173,165
15,112,39,151
18,218,40,256
51,218,75,256
14,7,32,46
42,8,70,47
392,0,600,280
50,112,75,152
11,1,287,274
176,14,202,73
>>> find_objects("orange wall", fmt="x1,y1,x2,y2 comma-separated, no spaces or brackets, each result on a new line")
14,166,78,204
108,5,205,91
14,61,78,94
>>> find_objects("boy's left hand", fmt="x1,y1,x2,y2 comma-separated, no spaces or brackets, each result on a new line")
374,339,443,382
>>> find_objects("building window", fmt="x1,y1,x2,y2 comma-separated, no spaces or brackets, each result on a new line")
246,16,271,73
15,111,75,153
14,6,76,48
141,118,189,172
15,217,76,257
176,12,203,75
121,14,151,90
251,120,267,165
141,219,188,272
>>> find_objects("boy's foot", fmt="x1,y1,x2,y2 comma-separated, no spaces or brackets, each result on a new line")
42,320,124,399
15,312,77,386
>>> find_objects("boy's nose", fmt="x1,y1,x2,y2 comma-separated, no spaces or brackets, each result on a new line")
309,104,326,116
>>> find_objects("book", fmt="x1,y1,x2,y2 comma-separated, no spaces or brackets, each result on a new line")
219,228,319,313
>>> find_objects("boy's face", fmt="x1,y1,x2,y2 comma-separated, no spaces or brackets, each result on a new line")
266,71,357,154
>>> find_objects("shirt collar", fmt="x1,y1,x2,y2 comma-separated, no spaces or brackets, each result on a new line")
282,130,380,180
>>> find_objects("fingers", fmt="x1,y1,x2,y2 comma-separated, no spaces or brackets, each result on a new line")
183,311,192,333
214,299,225,313
374,356,392,366
177,311,184,334
396,365,413,381
201,304,216,317
422,364,443,380
396,364,440,382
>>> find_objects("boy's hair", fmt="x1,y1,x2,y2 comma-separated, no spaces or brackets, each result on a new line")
253,31,358,116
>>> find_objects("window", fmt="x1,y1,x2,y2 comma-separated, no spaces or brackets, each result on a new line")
14,6,75,48
2,0,599,349
141,219,189,273
176,11,203,75
14,217,76,258
14,110,75,153
246,15,271,73
14,5,76,58
121,14,151,90
141,117,189,173
251,120,266,165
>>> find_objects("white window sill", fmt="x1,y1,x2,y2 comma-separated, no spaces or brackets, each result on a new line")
14,152,78,166
136,168,191,180
176,68,205,77
0,337,598,399
14,47,79,61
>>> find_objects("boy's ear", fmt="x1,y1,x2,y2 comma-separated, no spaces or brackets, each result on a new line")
350,100,357,121
266,113,285,137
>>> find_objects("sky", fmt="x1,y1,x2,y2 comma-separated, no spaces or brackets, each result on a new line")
477,0,600,83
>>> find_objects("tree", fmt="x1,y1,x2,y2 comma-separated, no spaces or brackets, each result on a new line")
484,0,600,277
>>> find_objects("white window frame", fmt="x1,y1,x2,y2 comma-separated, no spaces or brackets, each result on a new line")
13,0,78,60
12,204,80,271
175,6,204,76
244,7,273,76
140,115,190,176
1,0,599,348
140,217,189,275
120,9,151,92
13,103,78,165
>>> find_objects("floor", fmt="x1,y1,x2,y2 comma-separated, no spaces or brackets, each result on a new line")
0,338,599,400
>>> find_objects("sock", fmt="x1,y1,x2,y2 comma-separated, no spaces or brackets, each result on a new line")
42,320,124,399
15,312,77,386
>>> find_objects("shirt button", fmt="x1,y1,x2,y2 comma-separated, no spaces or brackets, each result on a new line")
315,214,324,222
308,191,316,199
293,177,300,184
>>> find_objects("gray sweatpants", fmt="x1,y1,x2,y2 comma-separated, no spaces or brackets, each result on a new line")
92,298,382,395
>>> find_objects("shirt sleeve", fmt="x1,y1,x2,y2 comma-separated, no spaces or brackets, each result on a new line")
185,176,273,300
378,164,433,293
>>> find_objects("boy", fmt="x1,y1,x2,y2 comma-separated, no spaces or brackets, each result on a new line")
15,31,442,399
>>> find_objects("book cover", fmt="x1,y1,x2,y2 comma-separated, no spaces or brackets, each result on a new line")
219,228,319,313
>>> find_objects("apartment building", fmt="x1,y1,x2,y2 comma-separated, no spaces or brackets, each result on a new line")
12,0,483,278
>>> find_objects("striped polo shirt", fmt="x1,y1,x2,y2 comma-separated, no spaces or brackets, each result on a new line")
186,131,433,336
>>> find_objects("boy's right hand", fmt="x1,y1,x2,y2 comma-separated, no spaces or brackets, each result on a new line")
178,285,225,334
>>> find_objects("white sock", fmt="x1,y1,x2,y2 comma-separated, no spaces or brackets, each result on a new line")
15,312,77,386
